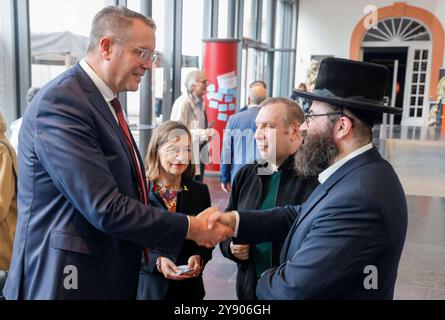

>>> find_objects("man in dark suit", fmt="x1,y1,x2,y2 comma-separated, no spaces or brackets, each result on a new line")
3,6,231,300
209,57,408,299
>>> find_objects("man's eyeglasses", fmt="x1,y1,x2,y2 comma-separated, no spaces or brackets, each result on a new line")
304,111,344,125
114,39,158,64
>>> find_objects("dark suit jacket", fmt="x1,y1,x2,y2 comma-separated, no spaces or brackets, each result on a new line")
236,147,407,299
220,157,318,299
4,64,188,300
137,178,212,300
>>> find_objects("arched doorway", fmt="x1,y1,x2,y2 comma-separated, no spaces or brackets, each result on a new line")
350,3,444,127
362,17,431,125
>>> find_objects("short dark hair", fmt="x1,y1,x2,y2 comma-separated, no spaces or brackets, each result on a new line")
249,80,267,89
87,6,156,53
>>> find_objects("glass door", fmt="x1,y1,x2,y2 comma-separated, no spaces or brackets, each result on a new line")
240,46,269,108
403,43,431,126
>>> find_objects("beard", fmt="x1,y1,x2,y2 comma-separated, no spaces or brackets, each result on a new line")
294,123,339,178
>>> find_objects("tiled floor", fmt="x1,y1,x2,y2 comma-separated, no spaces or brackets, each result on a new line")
201,125,445,300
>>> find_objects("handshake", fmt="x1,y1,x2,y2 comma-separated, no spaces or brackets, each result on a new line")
186,207,237,248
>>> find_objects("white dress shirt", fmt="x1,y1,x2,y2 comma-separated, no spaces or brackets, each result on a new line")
318,143,373,184
79,59,119,123
79,59,192,235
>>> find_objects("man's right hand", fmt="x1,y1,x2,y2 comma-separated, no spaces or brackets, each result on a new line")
186,207,234,248
207,209,237,231
221,182,231,194
230,242,250,260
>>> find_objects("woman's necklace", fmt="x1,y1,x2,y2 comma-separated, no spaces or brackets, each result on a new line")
154,181,184,212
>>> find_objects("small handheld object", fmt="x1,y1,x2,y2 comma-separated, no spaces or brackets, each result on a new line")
176,265,193,275
208,120,215,129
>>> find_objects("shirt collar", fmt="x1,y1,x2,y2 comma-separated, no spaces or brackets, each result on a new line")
268,162,279,172
318,143,373,184
79,59,116,103
258,156,293,174
188,91,203,108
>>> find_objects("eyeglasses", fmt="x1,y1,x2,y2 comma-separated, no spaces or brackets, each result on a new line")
114,39,159,64
304,111,344,126
164,146,191,159
197,79,209,85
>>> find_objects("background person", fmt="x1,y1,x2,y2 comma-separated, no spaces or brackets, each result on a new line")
8,87,40,154
220,82,267,193
171,70,213,182
0,109,18,272
290,82,310,113
239,80,267,113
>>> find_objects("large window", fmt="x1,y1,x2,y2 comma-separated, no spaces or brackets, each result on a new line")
29,0,103,88
261,0,272,44
8,0,298,135
181,0,204,94
218,0,228,38
273,0,296,97
243,0,253,39
240,0,274,106
126,0,142,127
152,0,166,126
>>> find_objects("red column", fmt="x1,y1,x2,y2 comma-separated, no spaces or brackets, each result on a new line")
203,39,239,172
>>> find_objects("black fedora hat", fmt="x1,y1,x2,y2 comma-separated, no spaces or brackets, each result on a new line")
293,57,402,116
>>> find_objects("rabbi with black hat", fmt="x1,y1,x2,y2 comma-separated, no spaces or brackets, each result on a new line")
207,57,408,299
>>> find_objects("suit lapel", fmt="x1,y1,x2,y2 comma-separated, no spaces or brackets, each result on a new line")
74,64,141,186
296,147,381,229
280,147,383,261
280,183,327,261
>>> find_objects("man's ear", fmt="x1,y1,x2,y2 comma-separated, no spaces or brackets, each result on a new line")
290,122,301,141
334,116,353,140
99,37,113,61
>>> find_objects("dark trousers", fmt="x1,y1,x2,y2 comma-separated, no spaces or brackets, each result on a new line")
195,142,208,182
195,162,205,182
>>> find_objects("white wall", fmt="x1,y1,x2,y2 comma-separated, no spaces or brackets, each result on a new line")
295,0,445,86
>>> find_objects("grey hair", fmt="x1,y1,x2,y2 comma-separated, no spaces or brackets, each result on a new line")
86,6,156,53
185,70,206,92
26,87,40,103
0,109,7,133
